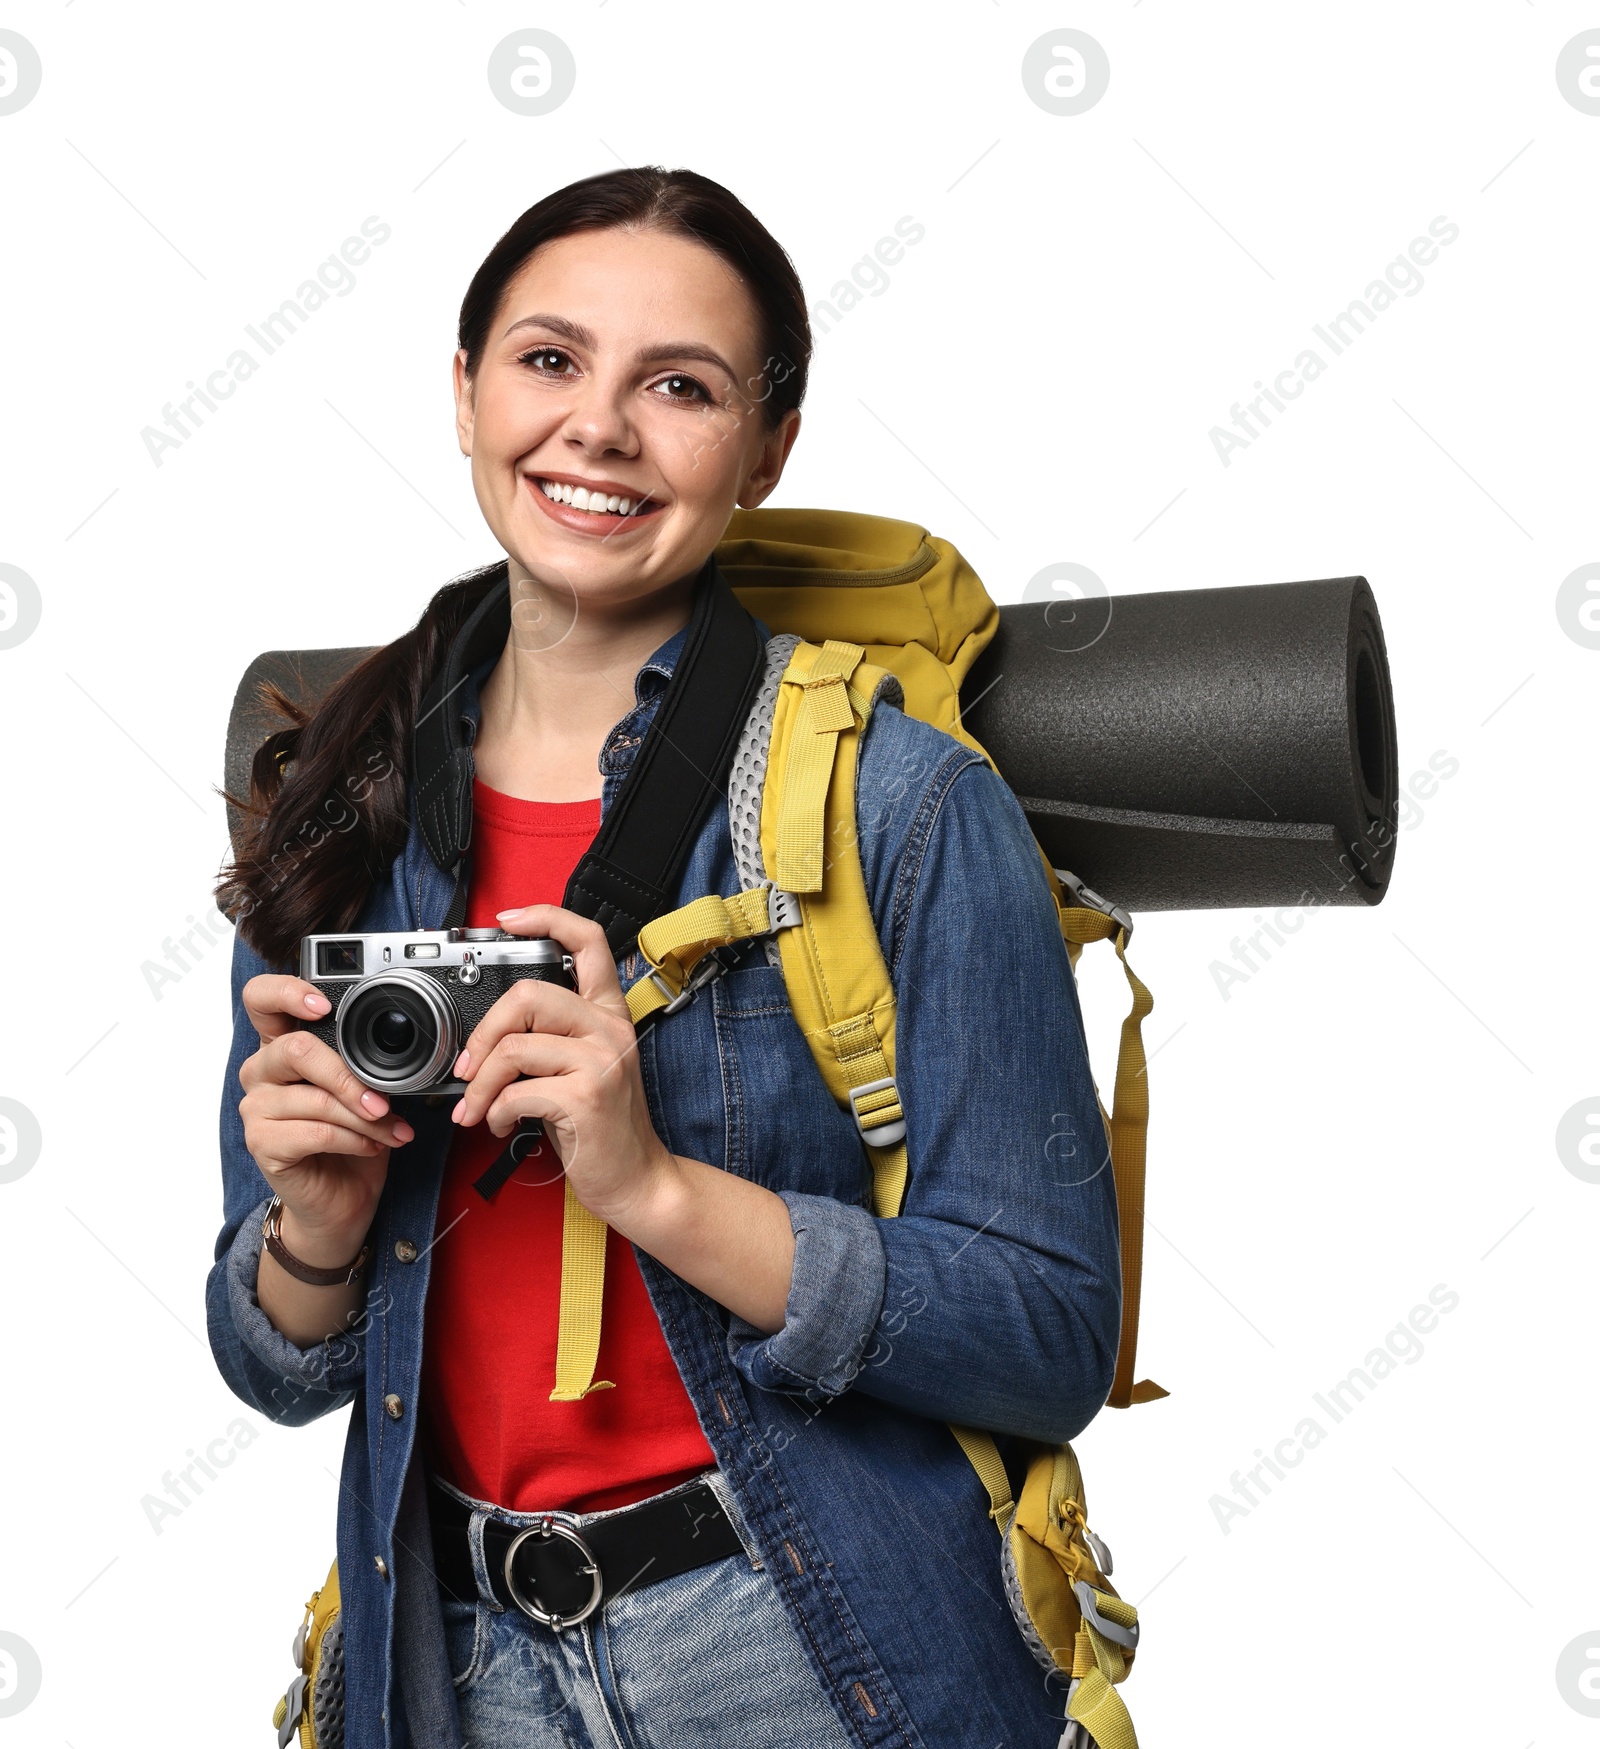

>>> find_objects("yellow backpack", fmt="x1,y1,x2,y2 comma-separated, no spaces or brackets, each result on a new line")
564,508,1163,1747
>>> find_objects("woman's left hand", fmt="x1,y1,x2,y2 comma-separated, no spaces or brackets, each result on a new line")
449,902,676,1227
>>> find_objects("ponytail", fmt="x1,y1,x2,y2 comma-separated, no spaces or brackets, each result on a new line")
215,563,501,966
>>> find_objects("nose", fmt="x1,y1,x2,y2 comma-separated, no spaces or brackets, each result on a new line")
558,366,639,460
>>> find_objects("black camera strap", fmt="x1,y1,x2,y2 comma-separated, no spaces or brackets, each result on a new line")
472,1124,549,1202
413,551,767,1202
560,558,767,954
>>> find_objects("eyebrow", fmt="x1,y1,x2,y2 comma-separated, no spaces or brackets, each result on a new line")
502,312,739,380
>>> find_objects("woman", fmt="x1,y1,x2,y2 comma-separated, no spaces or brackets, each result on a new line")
209,166,1123,1749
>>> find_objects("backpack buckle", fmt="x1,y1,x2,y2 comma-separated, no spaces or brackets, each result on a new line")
651,944,744,1016
277,1672,308,1749
848,1077,907,1147
1073,1579,1139,1650
1055,869,1133,941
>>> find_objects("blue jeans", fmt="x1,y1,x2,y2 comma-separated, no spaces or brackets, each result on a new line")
435,1470,856,1748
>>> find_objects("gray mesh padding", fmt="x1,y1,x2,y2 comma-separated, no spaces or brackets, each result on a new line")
999,1511,1062,1675
310,1612,346,1746
728,634,801,967
725,637,904,968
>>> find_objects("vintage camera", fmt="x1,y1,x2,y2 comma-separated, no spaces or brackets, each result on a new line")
297,927,577,1097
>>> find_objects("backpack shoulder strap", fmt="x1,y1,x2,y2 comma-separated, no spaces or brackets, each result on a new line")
759,638,911,1218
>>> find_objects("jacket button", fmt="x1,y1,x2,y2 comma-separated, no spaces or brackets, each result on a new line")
384,1393,404,1419
394,1239,418,1263
374,1555,389,1580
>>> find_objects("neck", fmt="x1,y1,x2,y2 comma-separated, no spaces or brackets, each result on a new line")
471,555,700,802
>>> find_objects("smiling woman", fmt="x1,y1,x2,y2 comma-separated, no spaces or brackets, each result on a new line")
209,167,1122,1749
450,220,800,804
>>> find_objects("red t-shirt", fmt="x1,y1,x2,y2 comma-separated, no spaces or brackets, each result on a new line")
419,779,716,1512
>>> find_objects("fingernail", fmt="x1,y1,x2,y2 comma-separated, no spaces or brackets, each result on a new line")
393,1120,415,1145
450,1099,466,1125
304,992,331,1014
453,1050,471,1077
360,1091,388,1116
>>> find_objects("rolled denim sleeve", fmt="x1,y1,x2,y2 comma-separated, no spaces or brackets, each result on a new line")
204,927,367,1425
726,1191,887,1396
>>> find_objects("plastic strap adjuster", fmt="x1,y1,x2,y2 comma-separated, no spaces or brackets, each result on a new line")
1073,1579,1139,1650
1055,868,1133,940
764,884,802,930
278,1672,308,1749
847,1076,906,1147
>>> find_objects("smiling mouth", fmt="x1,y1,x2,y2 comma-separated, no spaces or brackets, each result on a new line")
528,476,663,521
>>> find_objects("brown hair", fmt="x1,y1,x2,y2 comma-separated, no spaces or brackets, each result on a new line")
216,166,811,964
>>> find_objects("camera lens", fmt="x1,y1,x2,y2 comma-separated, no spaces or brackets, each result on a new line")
336,971,459,1093
371,1008,415,1056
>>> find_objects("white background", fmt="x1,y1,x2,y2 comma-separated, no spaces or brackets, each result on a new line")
1,3,1596,1742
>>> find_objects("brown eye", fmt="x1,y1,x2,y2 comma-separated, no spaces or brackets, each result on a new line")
657,373,709,403
520,347,570,373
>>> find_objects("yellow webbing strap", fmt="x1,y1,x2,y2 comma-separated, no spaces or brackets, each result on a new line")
550,1179,613,1400
1068,1619,1139,1749
551,884,790,1400
949,1423,1015,1527
624,886,780,1026
773,639,868,895
1056,905,1166,1410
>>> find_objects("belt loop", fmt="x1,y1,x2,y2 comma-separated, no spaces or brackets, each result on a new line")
468,1506,503,1612
703,1468,762,1571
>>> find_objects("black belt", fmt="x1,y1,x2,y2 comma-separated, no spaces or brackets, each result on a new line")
428,1474,745,1630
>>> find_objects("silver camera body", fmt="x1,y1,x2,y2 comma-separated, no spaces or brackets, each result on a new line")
297,927,577,1097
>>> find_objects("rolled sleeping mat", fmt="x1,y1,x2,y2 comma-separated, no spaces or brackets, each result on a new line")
223,646,379,860
222,577,1398,914
958,577,1397,911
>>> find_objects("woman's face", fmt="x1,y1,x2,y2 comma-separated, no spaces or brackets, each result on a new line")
454,225,800,610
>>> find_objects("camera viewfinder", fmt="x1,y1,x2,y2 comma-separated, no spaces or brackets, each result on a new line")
316,940,364,977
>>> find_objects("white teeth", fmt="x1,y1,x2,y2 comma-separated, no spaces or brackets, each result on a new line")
536,478,647,516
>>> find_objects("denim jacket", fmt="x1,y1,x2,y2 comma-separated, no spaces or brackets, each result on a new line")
207,609,1123,1749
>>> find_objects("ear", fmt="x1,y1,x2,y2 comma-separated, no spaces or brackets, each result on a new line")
736,407,802,510
453,349,475,456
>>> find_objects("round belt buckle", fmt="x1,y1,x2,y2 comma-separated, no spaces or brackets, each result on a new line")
503,1517,604,1630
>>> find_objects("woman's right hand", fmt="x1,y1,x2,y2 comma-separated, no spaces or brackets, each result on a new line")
238,974,414,1267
